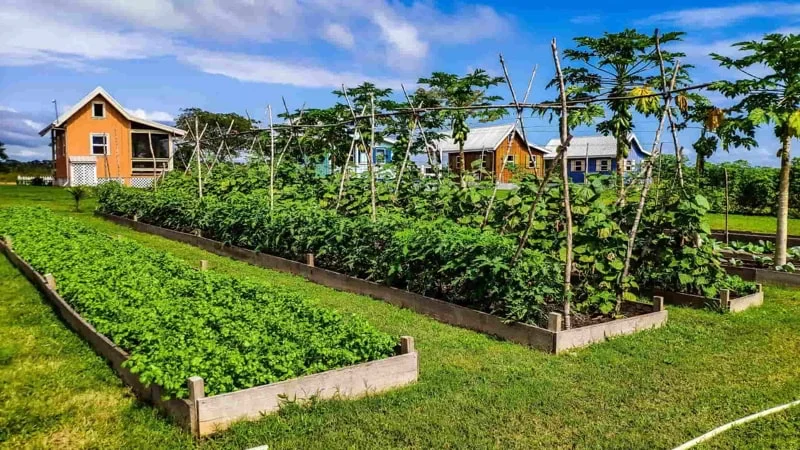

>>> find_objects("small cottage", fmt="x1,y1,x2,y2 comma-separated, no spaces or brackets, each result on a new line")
543,134,649,183
435,124,547,183
39,86,186,187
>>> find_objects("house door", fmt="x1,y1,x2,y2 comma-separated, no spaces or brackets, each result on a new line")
70,161,97,186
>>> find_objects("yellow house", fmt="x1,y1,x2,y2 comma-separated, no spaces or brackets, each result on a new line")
39,86,186,187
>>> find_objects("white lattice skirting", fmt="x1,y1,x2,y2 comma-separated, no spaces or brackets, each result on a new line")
97,177,155,188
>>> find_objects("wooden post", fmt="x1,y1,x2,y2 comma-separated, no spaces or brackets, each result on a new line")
44,273,56,290
756,283,763,293
188,376,205,402
306,253,315,267
547,312,563,332
719,289,731,311
3,235,11,251
133,214,139,222
724,168,730,244
400,336,415,354
200,260,209,271
653,295,665,312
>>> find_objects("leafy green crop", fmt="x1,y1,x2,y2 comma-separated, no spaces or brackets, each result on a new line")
98,182,564,326
0,207,396,399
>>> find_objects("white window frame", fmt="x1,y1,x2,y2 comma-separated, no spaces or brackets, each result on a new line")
598,158,611,172
570,159,585,173
90,133,109,156
527,154,537,169
625,159,635,172
91,101,106,119
506,154,515,165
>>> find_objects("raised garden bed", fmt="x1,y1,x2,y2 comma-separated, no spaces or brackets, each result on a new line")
653,285,764,313
99,212,669,354
1,238,418,437
711,230,800,247
722,264,800,288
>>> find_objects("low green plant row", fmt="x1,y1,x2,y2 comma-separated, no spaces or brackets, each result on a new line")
97,183,565,326
0,207,396,399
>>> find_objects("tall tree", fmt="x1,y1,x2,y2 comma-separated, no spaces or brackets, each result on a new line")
0,140,7,161
174,108,258,169
417,70,506,186
554,29,685,188
712,33,800,265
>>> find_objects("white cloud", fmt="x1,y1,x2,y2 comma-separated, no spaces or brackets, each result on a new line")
22,119,43,130
644,2,800,28
179,49,407,88
372,12,428,67
323,23,355,50
5,145,51,161
0,6,174,69
0,106,18,112
0,0,511,86
127,108,175,122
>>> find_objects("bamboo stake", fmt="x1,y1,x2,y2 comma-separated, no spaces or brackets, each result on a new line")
394,115,420,196
483,59,538,229
552,38,574,330
400,84,439,178
652,29,685,188
195,117,202,198
282,97,307,160
206,120,235,177
268,105,275,215
367,93,378,221
724,168,730,244
617,50,682,313
340,85,377,221
336,137,358,210
147,131,157,191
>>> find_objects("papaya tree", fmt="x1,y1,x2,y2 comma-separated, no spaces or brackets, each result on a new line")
417,70,506,187
712,33,800,265
553,29,685,189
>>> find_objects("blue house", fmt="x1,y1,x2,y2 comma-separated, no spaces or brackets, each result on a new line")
354,139,394,174
543,134,650,183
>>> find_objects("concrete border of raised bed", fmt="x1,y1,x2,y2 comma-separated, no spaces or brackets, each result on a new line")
0,237,418,438
654,285,763,313
98,212,669,354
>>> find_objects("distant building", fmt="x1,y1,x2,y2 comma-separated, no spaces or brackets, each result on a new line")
39,86,186,187
544,134,649,183
433,124,548,182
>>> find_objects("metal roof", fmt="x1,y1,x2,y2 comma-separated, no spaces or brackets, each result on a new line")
39,86,186,137
435,124,520,153
543,134,648,159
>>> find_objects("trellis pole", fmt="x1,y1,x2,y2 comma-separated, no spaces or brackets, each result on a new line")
268,105,275,215
400,84,439,179
483,58,537,229
552,38,575,329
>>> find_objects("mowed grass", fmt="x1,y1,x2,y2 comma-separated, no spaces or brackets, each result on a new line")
707,213,800,235
1,185,800,449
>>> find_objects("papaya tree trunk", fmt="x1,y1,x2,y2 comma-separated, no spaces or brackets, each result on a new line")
776,133,792,265
459,142,466,188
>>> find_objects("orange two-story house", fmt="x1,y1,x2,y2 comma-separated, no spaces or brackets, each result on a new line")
39,87,186,187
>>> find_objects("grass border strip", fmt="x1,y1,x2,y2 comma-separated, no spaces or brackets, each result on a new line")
1,237,418,438
98,212,668,354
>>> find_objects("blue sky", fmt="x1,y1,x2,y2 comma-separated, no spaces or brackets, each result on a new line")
1,0,799,166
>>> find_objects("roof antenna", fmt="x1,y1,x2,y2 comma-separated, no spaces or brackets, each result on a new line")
51,99,59,123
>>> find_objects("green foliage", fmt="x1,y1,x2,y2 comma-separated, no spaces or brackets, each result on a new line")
0,206,395,399
97,181,564,326
65,185,91,212
173,107,259,169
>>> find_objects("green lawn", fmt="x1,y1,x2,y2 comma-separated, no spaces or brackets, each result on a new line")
707,213,800,235
1,185,800,449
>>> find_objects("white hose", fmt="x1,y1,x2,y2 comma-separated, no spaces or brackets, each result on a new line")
673,399,800,450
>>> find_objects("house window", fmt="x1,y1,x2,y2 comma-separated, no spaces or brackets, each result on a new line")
92,102,105,118
570,159,585,172
90,133,108,155
625,159,636,172
528,154,537,168
374,148,386,164
132,133,170,159
598,158,611,172
506,154,515,165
